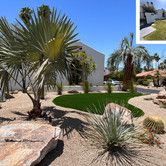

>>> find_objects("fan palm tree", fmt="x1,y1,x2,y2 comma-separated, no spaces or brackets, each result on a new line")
0,6,78,118
108,33,151,91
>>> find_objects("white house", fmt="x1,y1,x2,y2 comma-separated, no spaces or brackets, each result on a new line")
57,42,105,86
8,42,105,91
140,1,166,25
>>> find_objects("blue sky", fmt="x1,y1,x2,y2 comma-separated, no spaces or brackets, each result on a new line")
0,0,165,66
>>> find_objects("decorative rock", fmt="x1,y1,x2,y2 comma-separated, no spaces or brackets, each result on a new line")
158,99,166,108
67,90,79,94
0,122,61,166
104,103,133,125
156,90,166,99
144,96,154,100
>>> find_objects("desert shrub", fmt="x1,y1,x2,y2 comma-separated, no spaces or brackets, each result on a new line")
56,83,63,95
85,106,151,166
139,130,162,148
109,71,124,81
143,116,165,134
142,80,149,86
82,81,90,93
129,80,136,93
137,78,144,85
105,83,112,93
137,78,149,86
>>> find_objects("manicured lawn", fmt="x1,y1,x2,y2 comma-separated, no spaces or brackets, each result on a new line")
144,20,166,40
53,93,144,117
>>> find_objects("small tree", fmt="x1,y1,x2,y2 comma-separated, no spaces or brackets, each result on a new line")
72,51,96,82
0,5,78,118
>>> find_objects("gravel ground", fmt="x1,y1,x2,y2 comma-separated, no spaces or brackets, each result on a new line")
0,91,166,166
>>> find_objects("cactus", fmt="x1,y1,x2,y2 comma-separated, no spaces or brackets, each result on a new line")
143,116,165,134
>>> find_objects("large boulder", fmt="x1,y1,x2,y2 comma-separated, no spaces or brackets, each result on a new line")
153,90,166,108
104,103,133,125
0,122,61,166
156,90,166,99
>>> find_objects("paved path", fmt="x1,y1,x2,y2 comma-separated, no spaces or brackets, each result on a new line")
136,87,160,94
140,26,156,40
129,95,166,165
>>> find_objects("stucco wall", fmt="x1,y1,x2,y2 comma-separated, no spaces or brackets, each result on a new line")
8,42,105,90
76,42,105,85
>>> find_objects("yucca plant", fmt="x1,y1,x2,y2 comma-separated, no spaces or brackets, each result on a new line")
105,83,112,93
56,83,63,95
143,116,165,134
82,81,90,93
85,106,152,166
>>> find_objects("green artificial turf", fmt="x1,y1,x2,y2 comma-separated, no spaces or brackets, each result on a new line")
144,20,166,40
53,93,144,117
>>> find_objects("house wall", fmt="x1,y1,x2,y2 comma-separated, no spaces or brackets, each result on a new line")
144,10,165,24
8,42,105,91
145,12,156,24
76,42,105,85
57,42,105,85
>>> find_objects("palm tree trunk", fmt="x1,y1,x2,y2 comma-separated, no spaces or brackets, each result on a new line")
26,92,42,119
22,78,27,93
40,85,45,99
122,55,134,91
27,99,42,119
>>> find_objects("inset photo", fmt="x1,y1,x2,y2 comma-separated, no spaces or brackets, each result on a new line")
136,0,166,44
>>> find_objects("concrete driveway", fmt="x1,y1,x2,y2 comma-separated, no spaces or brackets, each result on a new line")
140,26,156,40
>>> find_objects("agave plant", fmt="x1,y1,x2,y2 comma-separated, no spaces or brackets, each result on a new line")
85,106,153,166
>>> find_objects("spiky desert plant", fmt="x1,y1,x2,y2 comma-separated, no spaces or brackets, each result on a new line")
85,106,152,166
82,81,90,93
143,116,165,134
106,83,112,93
56,83,63,95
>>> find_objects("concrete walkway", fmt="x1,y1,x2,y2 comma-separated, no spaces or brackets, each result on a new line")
140,26,156,40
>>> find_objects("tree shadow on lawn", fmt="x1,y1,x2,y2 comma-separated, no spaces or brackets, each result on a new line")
36,140,64,166
42,106,89,139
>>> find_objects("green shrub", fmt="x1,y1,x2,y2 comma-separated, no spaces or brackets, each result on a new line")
85,106,151,165
109,71,124,81
106,83,112,93
142,80,149,86
56,83,63,95
137,78,149,86
143,116,165,134
82,81,90,93
129,80,136,93
137,78,144,85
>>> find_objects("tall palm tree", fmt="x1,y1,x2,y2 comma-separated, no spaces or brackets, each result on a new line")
19,7,33,25
0,6,78,118
153,53,160,69
108,33,151,91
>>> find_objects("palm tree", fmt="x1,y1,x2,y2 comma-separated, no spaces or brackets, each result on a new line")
0,6,78,118
38,5,51,19
108,33,151,91
19,7,32,25
153,53,160,69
